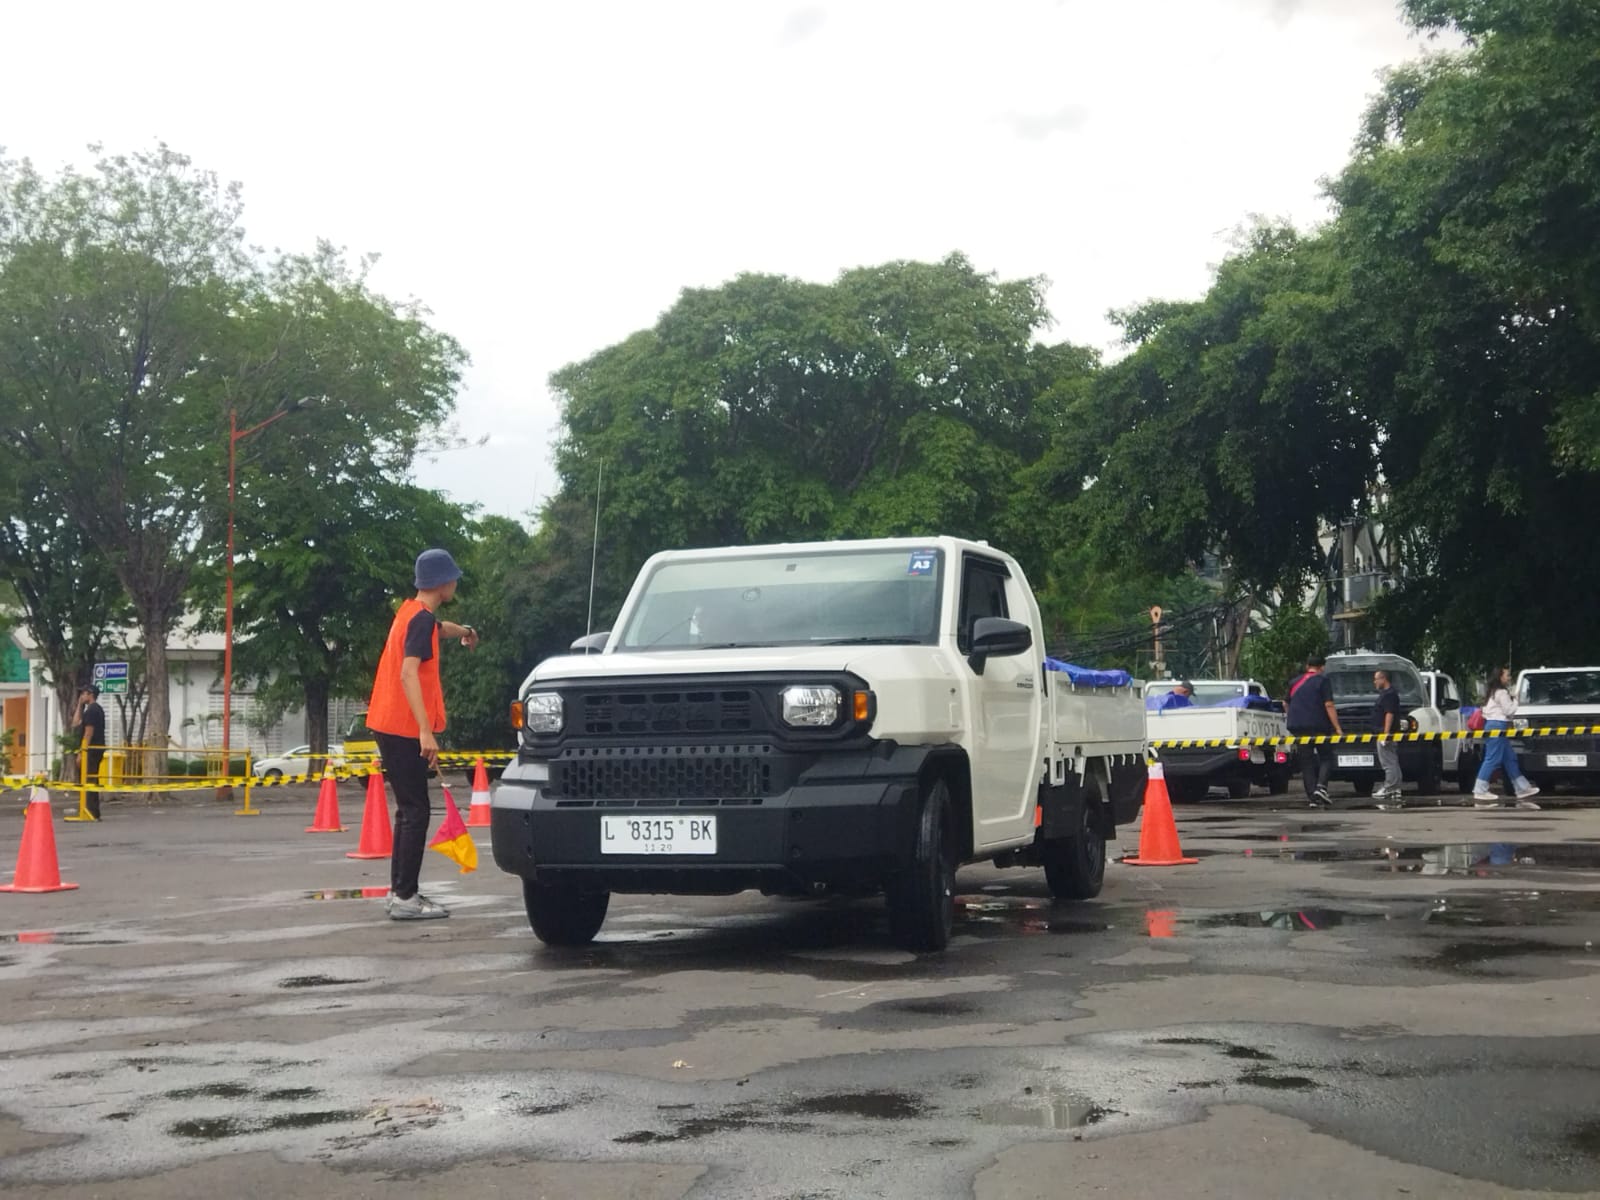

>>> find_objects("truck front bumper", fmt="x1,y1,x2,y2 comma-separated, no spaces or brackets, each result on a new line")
489,749,924,895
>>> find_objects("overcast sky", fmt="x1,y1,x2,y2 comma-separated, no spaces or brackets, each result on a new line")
3,0,1434,521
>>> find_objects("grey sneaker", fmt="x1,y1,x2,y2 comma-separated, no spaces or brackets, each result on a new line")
1313,787,1332,807
387,892,450,921
1514,783,1541,802
1472,791,1498,808
1511,798,1542,811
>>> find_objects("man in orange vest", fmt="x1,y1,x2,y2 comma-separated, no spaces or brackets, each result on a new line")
367,548,479,920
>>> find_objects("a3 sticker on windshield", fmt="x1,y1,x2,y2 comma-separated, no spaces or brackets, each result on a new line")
908,550,937,576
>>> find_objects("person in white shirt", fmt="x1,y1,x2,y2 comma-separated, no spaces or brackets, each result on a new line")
1472,665,1540,809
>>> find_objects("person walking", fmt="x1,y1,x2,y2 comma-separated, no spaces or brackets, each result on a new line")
1285,655,1343,807
1371,669,1404,809
366,549,480,920
1472,666,1540,810
73,685,107,821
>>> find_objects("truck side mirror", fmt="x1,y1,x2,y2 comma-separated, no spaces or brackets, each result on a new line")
570,631,610,654
1440,696,1460,712
968,617,1032,675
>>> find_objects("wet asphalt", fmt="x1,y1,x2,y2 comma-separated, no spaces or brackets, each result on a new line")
1,783,1599,1199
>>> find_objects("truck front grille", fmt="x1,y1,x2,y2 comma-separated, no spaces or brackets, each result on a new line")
547,744,774,801
579,689,757,737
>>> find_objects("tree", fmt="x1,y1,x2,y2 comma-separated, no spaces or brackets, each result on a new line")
1063,224,1373,610
1326,0,1600,667
1240,606,1329,697
218,245,468,757
550,253,1093,595
0,145,251,771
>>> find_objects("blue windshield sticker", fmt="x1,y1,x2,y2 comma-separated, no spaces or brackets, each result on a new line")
908,551,937,576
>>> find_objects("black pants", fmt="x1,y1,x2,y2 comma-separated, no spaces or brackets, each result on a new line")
375,733,432,899
1296,739,1334,798
84,748,105,820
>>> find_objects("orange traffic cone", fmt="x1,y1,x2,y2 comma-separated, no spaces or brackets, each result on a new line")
1,787,80,893
466,757,492,828
346,770,392,859
305,769,346,833
1122,762,1198,867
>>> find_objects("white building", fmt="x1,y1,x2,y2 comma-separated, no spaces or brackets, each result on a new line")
4,623,364,777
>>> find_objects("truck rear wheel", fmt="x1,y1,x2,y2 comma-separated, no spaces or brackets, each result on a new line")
523,877,610,947
1167,777,1209,804
887,777,956,953
1226,779,1252,800
1041,787,1106,901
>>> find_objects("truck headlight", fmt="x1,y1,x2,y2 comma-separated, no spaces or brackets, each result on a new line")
523,692,564,734
781,685,841,727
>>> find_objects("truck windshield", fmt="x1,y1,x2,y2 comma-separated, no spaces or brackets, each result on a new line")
1520,671,1600,706
616,548,945,651
1327,667,1427,708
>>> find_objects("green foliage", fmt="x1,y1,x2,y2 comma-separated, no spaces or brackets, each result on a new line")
551,254,1091,596
1240,608,1330,697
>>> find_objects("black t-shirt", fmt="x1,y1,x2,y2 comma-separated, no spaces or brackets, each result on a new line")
1284,672,1335,733
81,702,107,748
1373,687,1401,732
403,608,437,661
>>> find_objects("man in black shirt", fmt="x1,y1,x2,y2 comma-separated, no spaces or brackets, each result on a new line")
1372,669,1403,806
73,685,108,821
1284,655,1343,807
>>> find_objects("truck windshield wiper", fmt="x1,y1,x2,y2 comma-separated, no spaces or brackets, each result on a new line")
815,636,924,645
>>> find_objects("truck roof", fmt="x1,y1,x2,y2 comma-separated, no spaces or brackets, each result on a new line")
639,536,1009,565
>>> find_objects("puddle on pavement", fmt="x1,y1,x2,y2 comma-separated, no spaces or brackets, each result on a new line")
277,975,371,989
1156,908,1393,934
783,1091,926,1120
883,998,982,1017
1237,1068,1321,1091
304,888,390,900
260,1087,322,1102
1415,937,1583,974
957,896,1113,936
169,1109,362,1140
1423,892,1600,928
976,1088,1119,1130
1154,1036,1276,1061
1566,1119,1600,1162
0,931,129,946
166,1083,254,1101
1233,841,1600,873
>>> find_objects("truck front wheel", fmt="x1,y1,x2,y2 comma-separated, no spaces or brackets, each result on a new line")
887,777,956,953
523,877,610,947
1041,792,1106,901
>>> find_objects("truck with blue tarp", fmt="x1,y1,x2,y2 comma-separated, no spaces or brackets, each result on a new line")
1143,679,1294,801
491,536,1147,952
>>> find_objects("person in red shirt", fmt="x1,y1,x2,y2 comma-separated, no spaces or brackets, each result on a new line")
367,548,480,920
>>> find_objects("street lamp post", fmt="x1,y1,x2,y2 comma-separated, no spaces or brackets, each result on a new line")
220,398,312,800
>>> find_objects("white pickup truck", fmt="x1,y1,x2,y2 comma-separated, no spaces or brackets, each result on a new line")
1513,667,1600,791
1144,680,1294,801
491,537,1147,952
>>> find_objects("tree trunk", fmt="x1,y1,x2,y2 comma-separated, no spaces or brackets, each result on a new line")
304,675,331,771
140,616,173,786
52,676,82,784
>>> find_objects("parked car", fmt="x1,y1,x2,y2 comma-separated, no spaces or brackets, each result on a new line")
252,744,345,781
1324,652,1466,796
1513,667,1600,791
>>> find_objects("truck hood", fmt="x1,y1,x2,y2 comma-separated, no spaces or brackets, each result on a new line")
522,645,949,689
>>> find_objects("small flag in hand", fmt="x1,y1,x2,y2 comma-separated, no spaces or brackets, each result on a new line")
429,786,478,874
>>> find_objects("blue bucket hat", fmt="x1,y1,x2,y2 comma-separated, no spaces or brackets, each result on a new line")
414,548,463,590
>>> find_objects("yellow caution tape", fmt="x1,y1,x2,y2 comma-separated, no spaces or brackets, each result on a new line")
1148,726,1600,749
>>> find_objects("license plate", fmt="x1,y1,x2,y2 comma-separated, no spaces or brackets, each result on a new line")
1547,754,1588,768
601,815,717,855
1338,755,1375,768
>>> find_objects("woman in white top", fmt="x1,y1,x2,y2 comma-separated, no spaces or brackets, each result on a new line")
1472,665,1540,808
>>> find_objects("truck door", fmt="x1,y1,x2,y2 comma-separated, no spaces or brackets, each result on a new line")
1439,673,1463,770
957,554,1041,846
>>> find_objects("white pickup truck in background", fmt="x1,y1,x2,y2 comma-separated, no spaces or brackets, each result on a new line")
1514,667,1600,791
491,536,1147,952
1325,652,1465,796
1144,679,1293,801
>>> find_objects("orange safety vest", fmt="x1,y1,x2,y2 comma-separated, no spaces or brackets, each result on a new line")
366,598,446,738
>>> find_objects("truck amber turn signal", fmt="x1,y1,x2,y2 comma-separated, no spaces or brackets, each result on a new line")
854,691,872,721
510,701,524,730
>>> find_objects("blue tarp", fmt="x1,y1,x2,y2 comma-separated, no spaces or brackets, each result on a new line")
1145,691,1194,712
1210,695,1283,713
1045,658,1134,689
